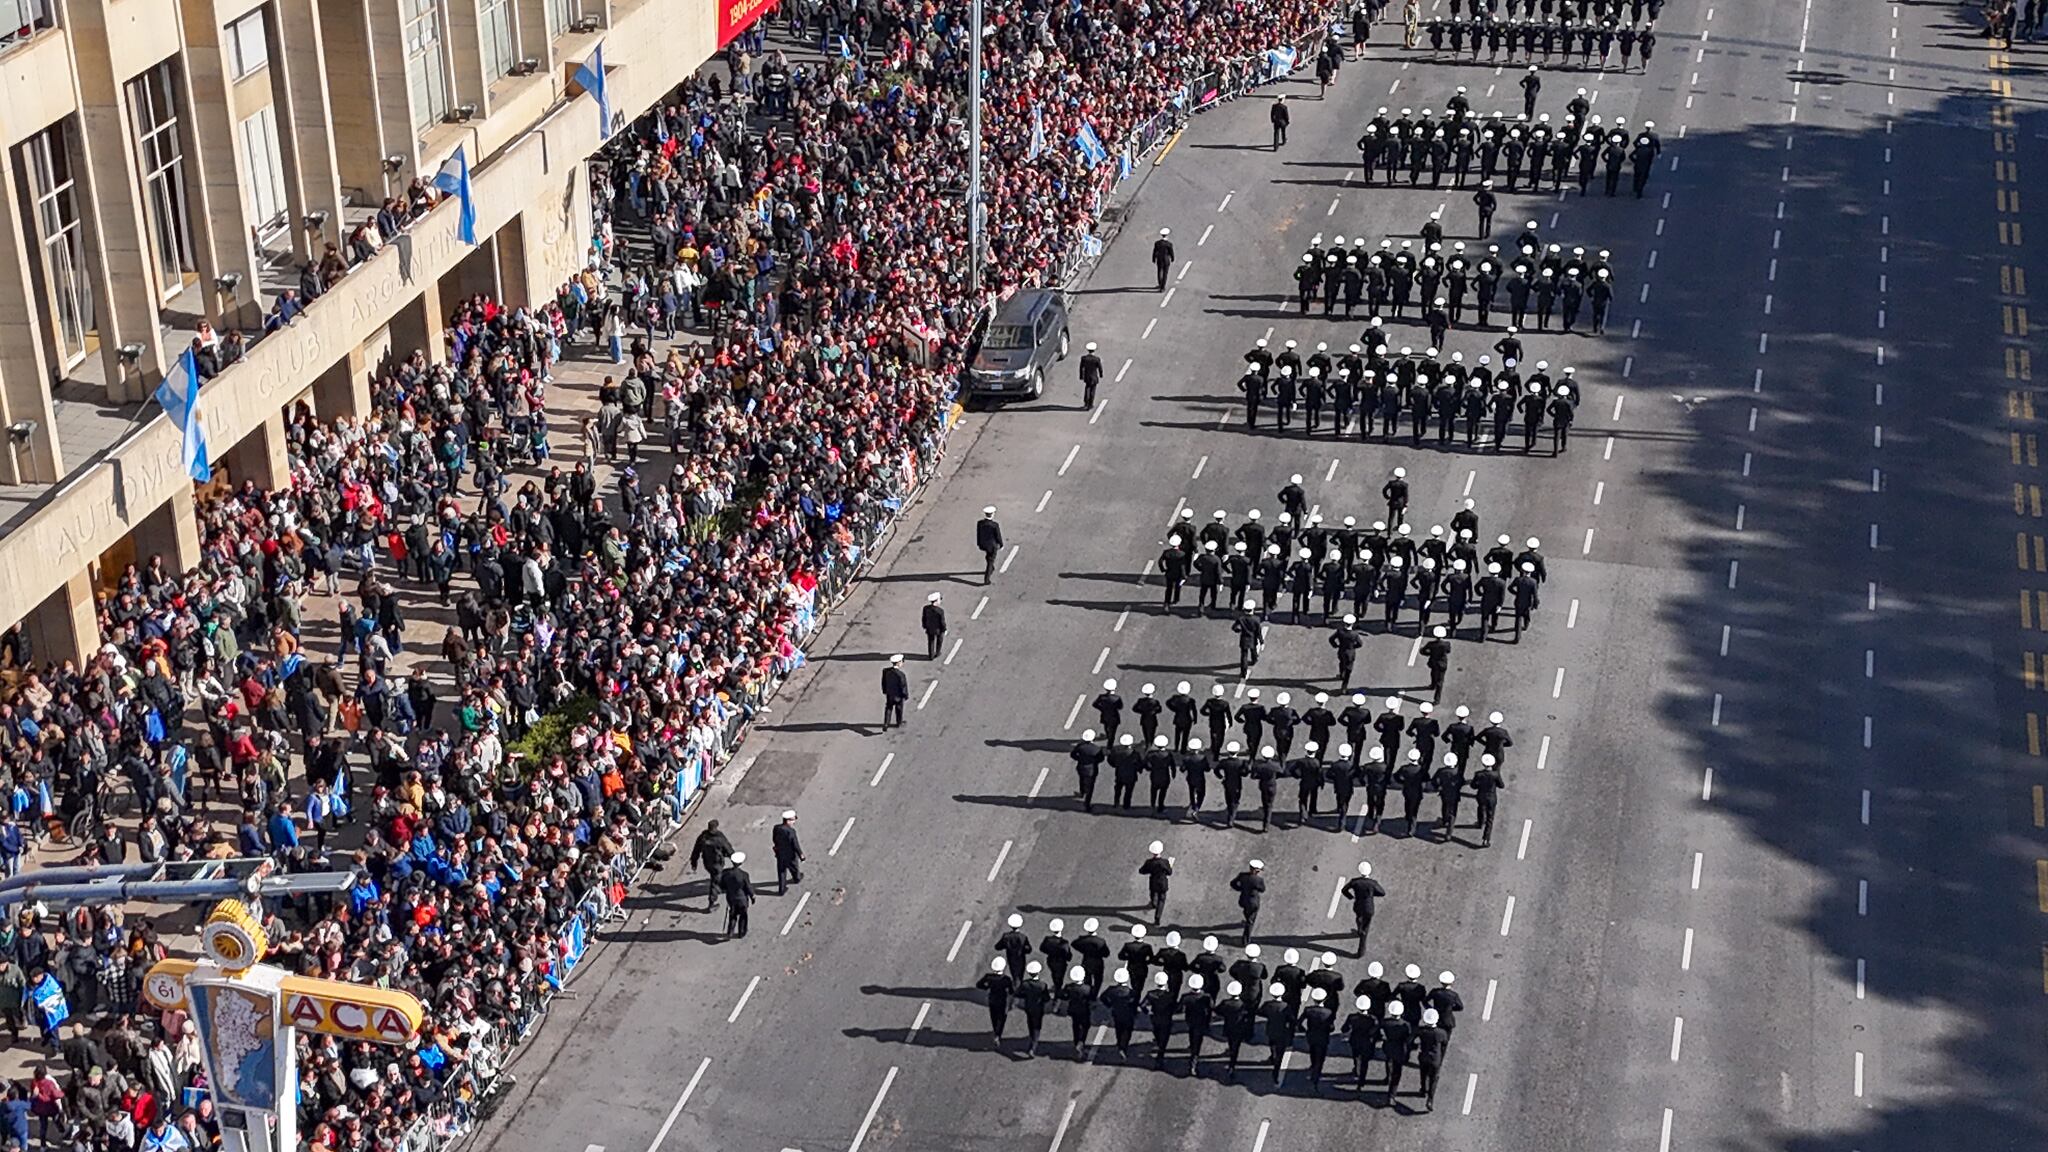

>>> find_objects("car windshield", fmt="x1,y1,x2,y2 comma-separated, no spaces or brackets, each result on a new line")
985,323,1034,350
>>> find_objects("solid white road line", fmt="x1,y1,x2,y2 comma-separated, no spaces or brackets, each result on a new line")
917,679,939,710
945,638,964,666
1462,1073,1479,1115
1681,927,1694,970
1065,694,1087,730
1048,1099,1079,1152
848,1067,899,1152
729,975,762,1022
1500,895,1516,937
871,754,894,787
830,816,856,857
946,919,974,963
645,1057,712,1152
987,840,1014,883
780,892,813,937
1481,979,1498,1021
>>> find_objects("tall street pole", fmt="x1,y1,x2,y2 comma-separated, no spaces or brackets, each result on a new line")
967,0,984,301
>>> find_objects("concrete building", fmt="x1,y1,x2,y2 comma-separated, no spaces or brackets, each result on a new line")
0,0,754,661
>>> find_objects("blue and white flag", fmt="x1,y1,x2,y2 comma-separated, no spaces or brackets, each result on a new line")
1266,45,1299,79
154,345,211,483
1073,122,1108,167
572,43,610,139
432,146,479,245
1080,232,1105,258
1029,104,1048,161
1117,150,1134,181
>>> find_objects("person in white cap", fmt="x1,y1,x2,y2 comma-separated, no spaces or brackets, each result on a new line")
1165,681,1198,750
1343,861,1386,955
1429,971,1464,1046
1190,935,1227,1005
1157,536,1190,610
1422,625,1453,702
1260,980,1296,1077
1078,341,1103,407
772,810,804,894
976,506,1004,584
1381,997,1414,1095
881,654,910,728
1071,728,1105,811
1134,683,1163,745
1279,474,1308,521
1471,752,1506,846
1119,924,1155,994
1102,967,1140,1058
1179,973,1214,1070
720,851,755,937
976,956,1015,1044
1111,734,1141,809
1304,985,1339,1087
1040,919,1073,981
1510,558,1541,639
1233,598,1264,677
1250,741,1284,830
1140,840,1175,924
1345,994,1381,1090
1017,960,1054,1055
1231,858,1267,944
1382,466,1410,525
997,914,1033,975
1093,678,1125,743
1074,918,1111,995
1415,1005,1448,1108
1152,227,1175,290
920,591,948,660
1059,964,1094,1057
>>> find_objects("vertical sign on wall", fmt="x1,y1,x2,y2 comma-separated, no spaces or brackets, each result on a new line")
718,0,777,46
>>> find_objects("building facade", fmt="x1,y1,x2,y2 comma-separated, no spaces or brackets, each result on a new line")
0,0,748,662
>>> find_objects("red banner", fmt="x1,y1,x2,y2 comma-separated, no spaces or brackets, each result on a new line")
718,0,777,46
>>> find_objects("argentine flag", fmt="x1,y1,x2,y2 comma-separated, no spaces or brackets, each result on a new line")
1073,122,1108,167
1117,150,1134,181
572,43,611,139
432,146,479,245
154,345,211,483
1266,45,1298,79
1029,104,1048,161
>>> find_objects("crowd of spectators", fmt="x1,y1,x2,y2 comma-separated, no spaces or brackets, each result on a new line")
0,1,1333,1149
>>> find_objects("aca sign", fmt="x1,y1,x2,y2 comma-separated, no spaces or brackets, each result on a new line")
283,989,420,1044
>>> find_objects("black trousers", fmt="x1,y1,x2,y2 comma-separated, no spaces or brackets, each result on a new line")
777,857,802,893
884,698,905,726
725,901,750,937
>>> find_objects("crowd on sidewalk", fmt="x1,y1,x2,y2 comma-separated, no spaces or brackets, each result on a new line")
0,1,1338,1149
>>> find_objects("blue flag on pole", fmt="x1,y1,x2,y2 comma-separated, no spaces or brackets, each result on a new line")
572,43,610,138
432,147,478,245
1073,122,1108,167
1117,150,1134,181
1029,104,1047,161
153,346,210,482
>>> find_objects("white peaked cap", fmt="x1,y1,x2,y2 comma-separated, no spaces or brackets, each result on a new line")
1422,1008,1440,1025
1149,840,1164,854
1204,936,1220,951
1131,924,1147,938
1357,995,1372,1010
1008,913,1025,928
1189,975,1206,992
1178,681,1191,694
731,852,746,864
1230,981,1246,996
1368,961,1384,977
1070,965,1086,982
1358,861,1373,876
1490,711,1505,724
1167,931,1182,947
1142,683,1156,695
782,809,798,820
1084,918,1100,932
1312,988,1328,1003
1440,971,1456,986
1049,918,1065,933
1083,729,1097,740
1026,961,1042,975
1246,943,1263,958
1405,963,1422,979
1115,968,1130,984
991,956,1007,972
1386,1000,1404,1017
1104,678,1118,690
1154,972,1169,987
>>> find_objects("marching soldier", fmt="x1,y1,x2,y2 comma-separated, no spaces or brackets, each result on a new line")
1135,683,1165,746
1103,968,1140,1058
1345,996,1381,1090
1079,342,1104,408
921,592,947,660
1074,918,1112,995
1216,740,1249,825
1094,678,1125,743
1342,860,1386,956
1304,988,1338,1087
1145,972,1179,1067
1415,1008,1449,1108
1061,965,1094,1059
1140,840,1175,923
1230,859,1267,944
1471,756,1505,846
1112,734,1142,809
1018,961,1054,1055
1180,975,1214,1071
1260,982,1297,1079
882,654,910,728
978,956,1016,1045
1219,981,1254,1080
1071,729,1104,811
1152,228,1176,290
1182,738,1210,817
977,506,1005,583
1421,625,1453,701
1119,924,1156,989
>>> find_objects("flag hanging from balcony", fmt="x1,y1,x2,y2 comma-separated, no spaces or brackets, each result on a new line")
573,43,611,139
153,346,211,483
432,147,478,245
1029,104,1047,161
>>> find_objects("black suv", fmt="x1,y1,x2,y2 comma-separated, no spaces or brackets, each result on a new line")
965,288,1070,401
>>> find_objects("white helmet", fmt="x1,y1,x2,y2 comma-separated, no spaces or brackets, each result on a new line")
1405,963,1423,980
1008,913,1024,928
1149,840,1164,855
1049,918,1065,934
1358,861,1374,877
991,957,1007,972
1131,924,1147,939
1104,678,1118,691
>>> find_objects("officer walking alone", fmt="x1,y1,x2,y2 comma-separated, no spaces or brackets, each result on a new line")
772,810,804,895
1271,96,1292,149
719,851,755,938
1153,229,1176,290
1079,342,1104,408
1140,840,1175,924
1230,859,1267,944
922,592,947,660
881,654,910,728
977,507,1005,583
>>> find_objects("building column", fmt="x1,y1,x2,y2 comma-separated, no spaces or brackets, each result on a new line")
132,487,202,575
445,0,490,116
222,408,293,490
273,0,346,260
367,0,421,175
23,571,101,666
322,0,400,198
0,151,60,483
513,0,555,73
176,0,264,333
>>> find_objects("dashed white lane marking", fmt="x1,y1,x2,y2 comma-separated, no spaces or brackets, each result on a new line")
1712,693,1723,726
780,892,813,937
1328,196,1341,216
1326,458,1340,483
1251,1119,1271,1152
1178,261,1193,282
1462,469,1477,497
1742,452,1753,476
1002,545,1021,572
1869,523,1880,550
1856,958,1867,1000
1604,437,1615,461
1500,895,1516,936
1719,625,1731,657
1114,609,1131,633
917,679,939,710
1567,600,1580,629
1036,489,1054,514
1868,582,1879,611
1593,481,1605,506
1670,1016,1685,1062
1681,927,1695,970
1481,978,1498,1021
1581,528,1594,555
830,816,856,857
1065,694,1086,730
1116,358,1133,382
1860,789,1871,825
1728,560,1740,589
1160,288,1177,309
1537,735,1552,772
1059,445,1080,476
1551,668,1565,699
1702,767,1714,801
1612,394,1626,421
1327,879,1345,920
1736,504,1746,531
1865,650,1875,678
987,839,1014,883
946,918,974,963
1863,716,1874,749
945,638,964,666
1517,818,1532,860
871,754,894,787
1854,1051,1866,1098
1092,646,1112,674
1624,355,1634,378
1199,224,1215,247
1659,1107,1675,1152
1048,1098,1079,1152
1462,1072,1479,1115
729,975,763,1022
910,1001,931,1040
645,1057,712,1152
1218,192,1234,212
1691,852,1705,890
1029,764,1049,799
1859,879,1868,915
1192,455,1208,479
1142,318,1158,339
848,1066,900,1152
971,595,990,622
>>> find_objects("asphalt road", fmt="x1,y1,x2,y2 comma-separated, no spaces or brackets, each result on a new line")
470,3,2048,1151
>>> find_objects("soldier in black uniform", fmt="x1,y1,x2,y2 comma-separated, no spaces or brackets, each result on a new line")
1145,736,1177,814
1079,341,1104,408
1103,968,1139,1058
1071,729,1104,811
1060,965,1094,1059
1230,859,1267,944
1216,740,1248,825
1471,752,1505,845
1219,980,1254,1080
1414,1008,1449,1108
1304,988,1339,1087
1342,860,1386,956
1180,975,1214,1072
1379,999,1414,1097
1421,625,1453,701
1520,65,1541,117
1111,734,1142,809
1345,995,1381,1090
921,591,947,659
881,654,910,728
978,957,1016,1045
1074,918,1112,995
1140,840,1174,924
977,506,1004,583
1181,738,1210,817
1260,982,1297,1079
1018,961,1054,1055
1144,972,1178,1067
1152,228,1176,290
1270,95,1291,149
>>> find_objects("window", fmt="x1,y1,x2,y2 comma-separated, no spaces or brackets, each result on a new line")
546,0,577,39
238,106,287,233
402,0,449,132
480,0,517,81
130,62,195,300
20,123,93,367
1,0,53,53
226,9,268,79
